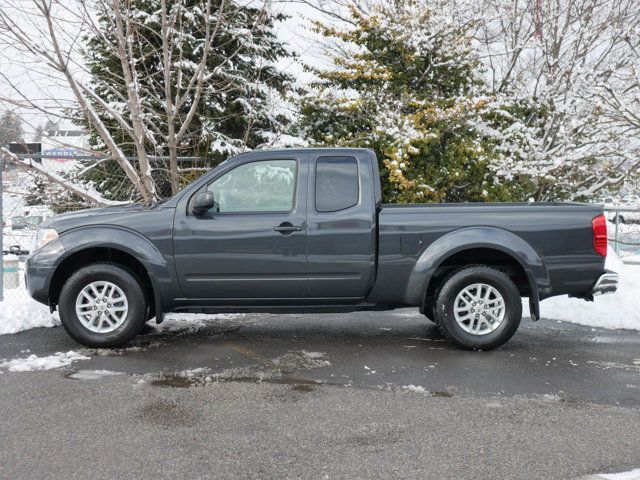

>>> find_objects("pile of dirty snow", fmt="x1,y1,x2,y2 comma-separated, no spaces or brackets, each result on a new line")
524,247,640,330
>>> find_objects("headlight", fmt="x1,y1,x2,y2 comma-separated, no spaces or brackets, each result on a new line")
32,228,59,252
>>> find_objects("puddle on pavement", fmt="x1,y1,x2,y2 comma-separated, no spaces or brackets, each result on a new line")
292,384,315,393
146,349,330,390
150,375,198,388
431,390,454,398
149,374,320,390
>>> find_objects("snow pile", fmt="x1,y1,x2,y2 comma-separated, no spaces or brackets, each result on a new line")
179,367,210,377
525,248,640,331
67,370,123,380
0,255,60,335
403,385,428,394
0,286,60,335
599,468,640,480
0,351,89,372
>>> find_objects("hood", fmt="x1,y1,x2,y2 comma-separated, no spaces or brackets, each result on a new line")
44,203,155,231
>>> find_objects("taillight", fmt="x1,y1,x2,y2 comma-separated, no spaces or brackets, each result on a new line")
592,214,607,257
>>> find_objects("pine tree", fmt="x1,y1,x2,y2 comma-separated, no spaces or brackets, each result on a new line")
33,125,43,142
298,1,535,203
77,0,294,199
0,111,24,147
32,120,59,142
43,120,59,137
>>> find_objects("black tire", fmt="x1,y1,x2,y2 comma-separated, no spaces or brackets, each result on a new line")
434,266,522,350
58,263,147,348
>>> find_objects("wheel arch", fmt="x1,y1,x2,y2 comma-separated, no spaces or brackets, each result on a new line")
405,227,549,318
49,226,169,322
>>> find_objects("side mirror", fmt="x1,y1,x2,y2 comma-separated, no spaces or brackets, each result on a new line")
192,191,215,215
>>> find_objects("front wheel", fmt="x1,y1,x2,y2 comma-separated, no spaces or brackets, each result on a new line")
58,263,147,348
434,266,522,350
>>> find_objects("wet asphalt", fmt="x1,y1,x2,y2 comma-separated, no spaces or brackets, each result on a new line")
1,310,639,479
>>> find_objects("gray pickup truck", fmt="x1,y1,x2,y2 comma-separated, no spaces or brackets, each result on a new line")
26,148,618,350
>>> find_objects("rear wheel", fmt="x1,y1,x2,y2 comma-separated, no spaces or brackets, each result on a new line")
58,263,147,347
434,266,522,350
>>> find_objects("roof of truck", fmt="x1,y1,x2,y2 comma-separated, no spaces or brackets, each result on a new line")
239,147,374,155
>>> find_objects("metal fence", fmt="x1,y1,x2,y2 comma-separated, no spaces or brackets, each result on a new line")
605,207,640,265
2,152,639,302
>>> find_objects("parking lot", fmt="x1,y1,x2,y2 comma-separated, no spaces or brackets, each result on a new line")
1,310,640,479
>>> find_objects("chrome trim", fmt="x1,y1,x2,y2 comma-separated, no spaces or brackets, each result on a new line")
592,270,619,296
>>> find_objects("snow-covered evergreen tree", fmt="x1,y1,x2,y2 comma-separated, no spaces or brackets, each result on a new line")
0,111,24,147
79,0,294,197
298,0,535,203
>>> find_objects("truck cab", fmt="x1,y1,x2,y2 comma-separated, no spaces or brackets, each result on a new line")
170,148,379,305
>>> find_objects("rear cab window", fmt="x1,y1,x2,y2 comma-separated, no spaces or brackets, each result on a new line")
315,156,359,212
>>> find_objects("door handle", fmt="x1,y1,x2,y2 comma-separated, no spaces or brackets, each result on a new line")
274,222,303,234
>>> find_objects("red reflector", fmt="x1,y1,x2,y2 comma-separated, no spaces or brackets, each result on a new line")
592,214,607,257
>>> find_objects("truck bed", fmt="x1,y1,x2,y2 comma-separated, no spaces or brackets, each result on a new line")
367,202,605,305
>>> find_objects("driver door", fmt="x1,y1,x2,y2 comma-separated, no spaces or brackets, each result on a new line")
173,153,308,300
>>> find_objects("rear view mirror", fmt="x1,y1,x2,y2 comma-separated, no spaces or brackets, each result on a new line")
192,191,215,215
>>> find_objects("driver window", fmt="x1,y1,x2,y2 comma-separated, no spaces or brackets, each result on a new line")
207,159,297,213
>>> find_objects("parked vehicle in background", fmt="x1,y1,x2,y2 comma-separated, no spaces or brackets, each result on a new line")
622,194,640,208
609,207,640,225
25,216,44,229
25,149,618,350
601,194,640,224
10,216,28,230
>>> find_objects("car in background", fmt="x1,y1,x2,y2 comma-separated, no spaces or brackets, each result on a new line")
24,215,44,228
602,195,640,224
10,215,44,230
622,194,640,207
10,216,28,230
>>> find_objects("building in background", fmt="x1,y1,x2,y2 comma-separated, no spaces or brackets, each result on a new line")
40,130,90,162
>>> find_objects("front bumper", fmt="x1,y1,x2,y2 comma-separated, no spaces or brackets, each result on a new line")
592,270,619,296
24,237,65,307
25,257,53,306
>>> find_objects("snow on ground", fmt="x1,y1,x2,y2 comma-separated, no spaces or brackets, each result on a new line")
597,468,640,480
155,313,244,333
66,370,124,380
524,247,640,331
403,385,429,394
0,299,59,335
0,261,60,335
0,351,89,372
